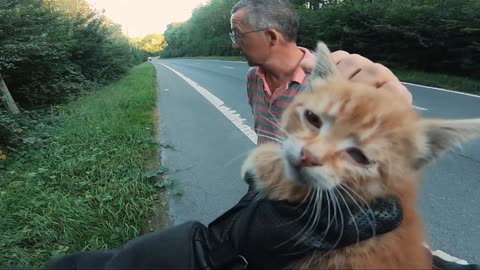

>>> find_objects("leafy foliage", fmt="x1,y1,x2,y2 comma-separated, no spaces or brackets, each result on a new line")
161,0,239,58
0,108,61,155
130,34,167,55
161,0,479,80
0,0,147,108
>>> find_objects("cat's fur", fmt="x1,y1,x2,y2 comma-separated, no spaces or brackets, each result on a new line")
241,42,480,269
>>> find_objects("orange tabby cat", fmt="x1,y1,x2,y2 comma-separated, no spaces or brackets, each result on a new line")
241,42,480,269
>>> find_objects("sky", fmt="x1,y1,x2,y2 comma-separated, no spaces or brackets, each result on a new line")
85,0,210,38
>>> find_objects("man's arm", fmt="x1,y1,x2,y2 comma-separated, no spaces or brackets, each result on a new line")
246,67,257,108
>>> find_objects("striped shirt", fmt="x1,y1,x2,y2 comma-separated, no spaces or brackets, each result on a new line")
247,47,315,144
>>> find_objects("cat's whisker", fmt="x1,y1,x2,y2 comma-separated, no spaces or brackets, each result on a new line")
338,184,376,237
253,109,288,136
325,189,345,256
256,155,282,163
282,188,316,229
331,188,338,227
267,110,288,136
301,188,322,244
279,188,314,226
223,150,252,169
293,188,320,246
277,188,326,257
316,190,324,235
274,187,318,248
298,187,314,206
340,184,375,217
337,188,360,244
256,134,284,144
298,175,321,239
314,193,337,250
340,184,376,234
280,188,327,257
312,189,323,235
326,191,332,234
255,128,285,140
315,190,336,242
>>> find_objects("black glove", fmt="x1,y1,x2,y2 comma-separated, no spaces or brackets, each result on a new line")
206,175,403,270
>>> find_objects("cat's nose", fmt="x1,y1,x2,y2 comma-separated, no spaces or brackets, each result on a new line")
300,148,322,167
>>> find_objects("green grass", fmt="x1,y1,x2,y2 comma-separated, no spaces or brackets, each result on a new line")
393,68,480,94
0,63,166,267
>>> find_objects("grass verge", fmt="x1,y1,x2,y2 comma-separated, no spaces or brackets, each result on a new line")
393,69,480,94
0,63,166,267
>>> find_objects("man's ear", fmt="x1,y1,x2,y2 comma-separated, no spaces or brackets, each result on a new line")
265,29,277,46
413,119,480,169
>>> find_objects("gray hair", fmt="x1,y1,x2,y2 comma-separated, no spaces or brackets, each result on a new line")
231,0,299,42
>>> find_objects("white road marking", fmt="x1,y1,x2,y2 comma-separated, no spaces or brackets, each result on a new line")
159,62,470,264
164,88,169,91
432,249,469,265
223,66,234,69
402,82,480,98
413,105,428,111
175,59,479,100
160,64,257,144
197,59,247,64
423,244,469,265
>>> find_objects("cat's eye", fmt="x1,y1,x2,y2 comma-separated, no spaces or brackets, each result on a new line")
346,147,371,165
304,110,322,129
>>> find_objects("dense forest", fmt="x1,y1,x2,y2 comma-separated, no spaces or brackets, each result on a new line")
0,0,146,108
161,0,480,80
0,0,149,148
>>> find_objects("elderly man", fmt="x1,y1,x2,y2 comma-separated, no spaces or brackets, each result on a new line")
230,0,412,144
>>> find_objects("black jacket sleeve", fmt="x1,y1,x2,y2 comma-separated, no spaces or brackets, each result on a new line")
45,221,209,270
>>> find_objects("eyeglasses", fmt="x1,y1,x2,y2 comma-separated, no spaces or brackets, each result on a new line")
229,29,268,44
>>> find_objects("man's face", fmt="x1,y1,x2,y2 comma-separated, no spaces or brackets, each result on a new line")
230,8,271,67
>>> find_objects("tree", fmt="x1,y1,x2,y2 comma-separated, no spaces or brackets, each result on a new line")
0,73,19,114
131,34,167,55
0,0,145,107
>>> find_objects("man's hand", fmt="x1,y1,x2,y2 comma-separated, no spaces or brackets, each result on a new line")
331,50,412,104
300,48,413,104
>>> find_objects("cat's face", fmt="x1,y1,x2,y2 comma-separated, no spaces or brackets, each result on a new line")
279,79,421,200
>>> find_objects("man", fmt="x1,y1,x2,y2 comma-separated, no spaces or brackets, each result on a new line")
230,0,412,144
230,1,478,269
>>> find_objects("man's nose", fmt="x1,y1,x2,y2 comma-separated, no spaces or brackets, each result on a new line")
232,42,239,49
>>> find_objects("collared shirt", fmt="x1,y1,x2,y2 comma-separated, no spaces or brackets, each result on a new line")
246,47,315,144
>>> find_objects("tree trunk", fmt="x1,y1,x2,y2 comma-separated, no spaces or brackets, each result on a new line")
0,73,20,114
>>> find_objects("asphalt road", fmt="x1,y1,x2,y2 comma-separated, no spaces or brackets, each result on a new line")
153,59,480,263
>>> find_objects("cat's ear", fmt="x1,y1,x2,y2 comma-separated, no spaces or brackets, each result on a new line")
307,41,340,91
414,119,480,169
